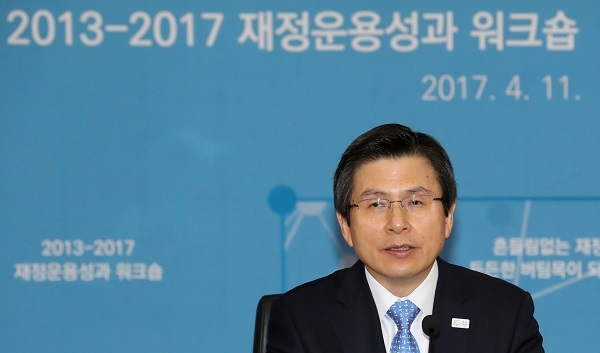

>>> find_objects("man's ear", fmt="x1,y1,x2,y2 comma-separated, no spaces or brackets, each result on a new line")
336,212,353,248
444,202,457,239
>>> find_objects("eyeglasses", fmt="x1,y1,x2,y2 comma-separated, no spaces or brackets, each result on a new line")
349,194,444,218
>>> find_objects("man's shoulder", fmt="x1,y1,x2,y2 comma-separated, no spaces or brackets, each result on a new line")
439,258,528,298
280,266,351,302
275,261,364,311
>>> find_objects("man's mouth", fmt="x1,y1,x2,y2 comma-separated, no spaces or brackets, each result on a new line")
384,245,415,258
389,246,411,251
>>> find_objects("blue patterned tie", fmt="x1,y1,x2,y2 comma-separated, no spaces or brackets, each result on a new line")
387,300,421,353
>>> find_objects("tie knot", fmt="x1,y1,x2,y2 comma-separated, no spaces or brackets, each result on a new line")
387,300,420,329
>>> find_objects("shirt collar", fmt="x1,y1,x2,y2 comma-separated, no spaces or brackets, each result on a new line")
365,260,439,322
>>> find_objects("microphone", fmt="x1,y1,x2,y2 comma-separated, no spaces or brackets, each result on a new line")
422,315,440,353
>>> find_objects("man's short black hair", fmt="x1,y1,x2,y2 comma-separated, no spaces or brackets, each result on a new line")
333,123,457,224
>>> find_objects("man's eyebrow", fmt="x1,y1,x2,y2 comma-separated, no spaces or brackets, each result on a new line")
405,186,433,194
358,189,388,198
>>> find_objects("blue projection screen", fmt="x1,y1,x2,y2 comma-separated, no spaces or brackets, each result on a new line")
1,1,598,352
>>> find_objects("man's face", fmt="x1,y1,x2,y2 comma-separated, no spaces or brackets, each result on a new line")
337,156,455,297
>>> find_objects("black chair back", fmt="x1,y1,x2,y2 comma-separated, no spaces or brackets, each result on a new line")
253,294,282,353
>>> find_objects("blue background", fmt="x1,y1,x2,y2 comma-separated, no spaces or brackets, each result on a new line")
1,1,598,352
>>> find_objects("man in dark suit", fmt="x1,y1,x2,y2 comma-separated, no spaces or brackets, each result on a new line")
267,124,544,353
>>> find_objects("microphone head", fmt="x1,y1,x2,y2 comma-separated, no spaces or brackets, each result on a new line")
422,315,440,338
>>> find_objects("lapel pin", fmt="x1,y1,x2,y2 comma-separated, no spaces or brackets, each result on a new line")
451,318,470,329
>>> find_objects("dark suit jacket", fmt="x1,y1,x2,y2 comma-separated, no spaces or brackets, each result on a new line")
267,258,544,353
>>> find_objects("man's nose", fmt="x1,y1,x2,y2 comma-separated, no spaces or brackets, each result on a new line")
386,201,409,233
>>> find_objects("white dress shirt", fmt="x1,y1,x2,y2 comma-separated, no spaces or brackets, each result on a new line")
365,260,439,353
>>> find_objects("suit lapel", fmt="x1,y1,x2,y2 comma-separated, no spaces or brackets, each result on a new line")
432,258,476,353
328,259,478,353
330,261,386,353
